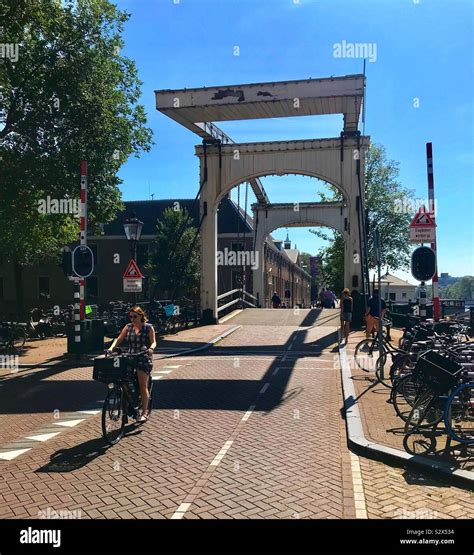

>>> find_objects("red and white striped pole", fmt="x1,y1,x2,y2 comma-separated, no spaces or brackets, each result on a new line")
79,160,87,321
426,143,440,321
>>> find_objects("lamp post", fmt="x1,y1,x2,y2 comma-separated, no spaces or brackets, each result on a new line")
123,214,144,302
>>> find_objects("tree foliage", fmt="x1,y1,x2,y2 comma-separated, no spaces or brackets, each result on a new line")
0,0,152,268
147,208,200,300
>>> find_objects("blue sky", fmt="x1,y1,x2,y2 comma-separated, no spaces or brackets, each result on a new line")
115,0,473,279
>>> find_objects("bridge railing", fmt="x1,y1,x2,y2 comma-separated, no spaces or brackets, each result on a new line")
217,289,257,317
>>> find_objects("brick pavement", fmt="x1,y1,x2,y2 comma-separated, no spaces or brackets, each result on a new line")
0,309,473,521
344,330,474,472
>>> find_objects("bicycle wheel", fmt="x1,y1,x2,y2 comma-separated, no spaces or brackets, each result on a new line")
101,387,126,445
12,326,26,350
354,338,382,372
393,374,423,422
375,352,394,388
389,354,415,383
444,383,474,444
404,387,442,433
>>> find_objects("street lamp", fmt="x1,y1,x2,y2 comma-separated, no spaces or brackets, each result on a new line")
123,214,144,303
123,214,144,261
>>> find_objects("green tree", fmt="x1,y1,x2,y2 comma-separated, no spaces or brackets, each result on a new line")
147,208,200,300
0,0,152,312
441,277,474,300
310,143,413,292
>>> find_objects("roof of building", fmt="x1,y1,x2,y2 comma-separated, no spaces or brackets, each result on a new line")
101,197,252,236
284,249,300,264
377,273,417,287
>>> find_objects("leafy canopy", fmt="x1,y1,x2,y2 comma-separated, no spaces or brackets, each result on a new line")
0,0,152,264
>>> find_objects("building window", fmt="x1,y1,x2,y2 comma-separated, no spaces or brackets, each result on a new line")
87,276,98,300
389,293,396,301
38,277,50,299
402,292,407,298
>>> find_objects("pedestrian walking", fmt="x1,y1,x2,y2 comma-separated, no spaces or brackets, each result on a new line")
271,292,281,309
340,288,353,345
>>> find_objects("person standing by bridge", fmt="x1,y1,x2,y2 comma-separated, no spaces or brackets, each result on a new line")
340,288,353,345
365,289,386,339
271,292,282,309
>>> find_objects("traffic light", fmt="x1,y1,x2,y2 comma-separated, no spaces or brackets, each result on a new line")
72,245,94,278
60,248,73,277
411,246,436,282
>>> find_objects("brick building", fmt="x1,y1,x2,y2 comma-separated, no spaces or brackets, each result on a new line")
0,198,311,317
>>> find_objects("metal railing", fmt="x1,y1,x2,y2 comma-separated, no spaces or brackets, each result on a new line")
217,289,257,315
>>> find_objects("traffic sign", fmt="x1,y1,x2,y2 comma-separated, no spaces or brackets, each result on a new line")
72,245,94,278
410,208,435,228
123,259,143,293
123,278,143,293
409,206,436,243
123,259,144,279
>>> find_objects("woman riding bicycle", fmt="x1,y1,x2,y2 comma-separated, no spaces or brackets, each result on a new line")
108,306,156,422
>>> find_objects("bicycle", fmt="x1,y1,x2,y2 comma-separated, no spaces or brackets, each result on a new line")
354,318,402,375
93,348,153,445
0,322,26,352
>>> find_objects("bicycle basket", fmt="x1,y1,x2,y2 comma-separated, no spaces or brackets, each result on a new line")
414,350,463,393
93,356,128,384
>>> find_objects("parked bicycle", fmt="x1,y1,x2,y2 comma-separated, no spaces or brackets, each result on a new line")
93,348,153,445
0,322,26,353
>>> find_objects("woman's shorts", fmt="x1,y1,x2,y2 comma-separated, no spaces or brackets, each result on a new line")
135,354,153,375
342,312,352,322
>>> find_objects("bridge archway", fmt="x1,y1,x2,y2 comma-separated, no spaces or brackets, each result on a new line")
197,136,369,319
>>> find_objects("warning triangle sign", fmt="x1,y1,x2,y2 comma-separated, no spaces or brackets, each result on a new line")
123,259,144,279
410,207,435,228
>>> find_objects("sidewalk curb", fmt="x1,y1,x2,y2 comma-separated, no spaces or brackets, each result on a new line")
339,345,474,490
11,325,242,370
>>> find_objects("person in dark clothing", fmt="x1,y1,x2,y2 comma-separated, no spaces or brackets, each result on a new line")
271,292,281,309
365,289,386,339
340,288,353,344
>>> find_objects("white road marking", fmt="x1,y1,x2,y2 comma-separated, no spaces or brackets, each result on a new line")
241,405,255,422
77,409,101,415
152,375,163,381
259,382,270,394
154,370,173,374
350,452,368,519
0,448,31,460
171,503,192,519
53,419,85,428
162,365,181,369
210,440,233,466
25,432,61,442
